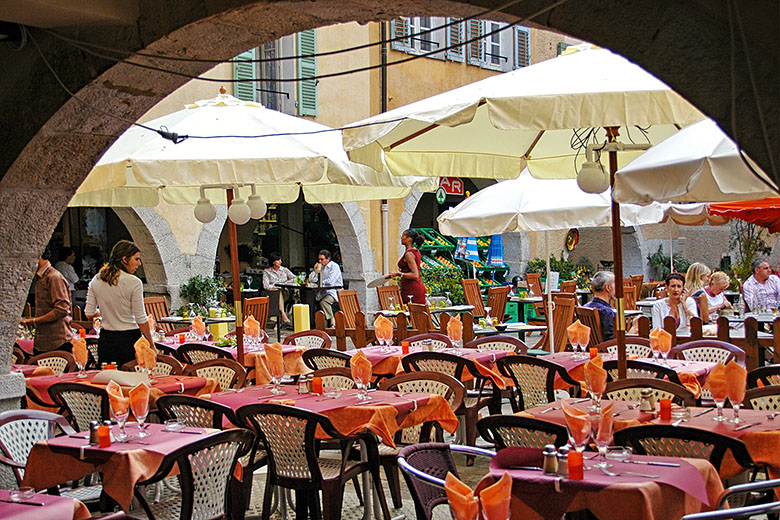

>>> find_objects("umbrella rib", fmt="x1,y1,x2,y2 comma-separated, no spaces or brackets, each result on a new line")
523,130,545,158
388,100,488,151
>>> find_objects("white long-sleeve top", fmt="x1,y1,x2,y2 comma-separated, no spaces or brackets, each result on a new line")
85,270,148,331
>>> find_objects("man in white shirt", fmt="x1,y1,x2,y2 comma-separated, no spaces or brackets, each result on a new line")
309,249,342,326
54,247,79,292
742,259,780,312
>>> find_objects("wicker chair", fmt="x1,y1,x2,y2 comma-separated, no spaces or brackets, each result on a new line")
375,371,466,509
604,378,695,406
132,429,254,520
237,403,391,520
301,348,352,371
743,386,780,411
48,382,110,431
184,359,247,390
405,332,452,350
682,479,780,519
397,443,495,520
121,354,184,376
156,395,238,429
282,329,332,350
747,365,780,388
477,414,569,450
602,359,683,384
496,355,581,412
312,367,356,390
11,345,26,364
614,424,756,475
464,335,527,353
176,343,232,365
669,339,746,365
598,336,653,358
29,350,76,375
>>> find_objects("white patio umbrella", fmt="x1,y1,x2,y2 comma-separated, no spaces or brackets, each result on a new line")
614,119,778,204
75,91,435,363
437,169,665,352
343,47,704,375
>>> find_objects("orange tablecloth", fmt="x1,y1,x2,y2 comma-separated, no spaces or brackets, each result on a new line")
246,348,310,385
477,458,723,520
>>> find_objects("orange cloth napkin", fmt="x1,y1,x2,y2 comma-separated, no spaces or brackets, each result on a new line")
725,359,747,405
577,321,591,347
706,362,729,401
192,315,207,337
561,398,591,446
595,400,614,444
479,471,512,520
148,316,157,332
567,319,581,347
678,372,702,399
106,380,130,415
350,350,373,384
584,355,607,396
133,337,156,370
649,327,672,353
244,315,260,338
128,382,150,418
445,472,479,520
71,338,88,366
266,342,284,378
447,314,463,342
381,317,394,342
374,315,393,343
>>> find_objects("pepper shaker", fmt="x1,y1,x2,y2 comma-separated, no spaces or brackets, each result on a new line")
542,444,558,474
88,420,100,445
557,446,570,476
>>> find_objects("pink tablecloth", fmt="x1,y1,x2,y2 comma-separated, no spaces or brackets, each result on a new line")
0,490,90,520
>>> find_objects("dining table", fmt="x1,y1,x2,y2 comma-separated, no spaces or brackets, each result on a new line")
275,281,343,324
22,423,220,511
16,334,98,355
476,446,723,520
0,489,91,520
12,363,55,377
473,322,547,342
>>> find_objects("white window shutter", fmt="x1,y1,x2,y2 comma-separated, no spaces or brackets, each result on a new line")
514,26,531,69
233,49,257,102
296,30,317,117
446,18,465,62
467,20,484,66
390,18,412,52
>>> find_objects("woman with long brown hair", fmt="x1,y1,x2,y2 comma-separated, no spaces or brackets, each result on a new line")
85,240,154,366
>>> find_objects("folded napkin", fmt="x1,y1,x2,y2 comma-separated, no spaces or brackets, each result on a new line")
595,400,614,444
725,359,747,405
678,372,702,399
128,382,150,417
444,472,479,520
71,338,88,366
577,321,591,347
350,350,373,385
567,319,582,347
106,380,130,415
266,342,284,379
561,398,591,446
447,314,463,342
706,362,729,401
479,471,512,520
134,337,156,370
584,355,607,396
649,327,672,354
244,315,260,338
380,317,394,342
192,315,207,337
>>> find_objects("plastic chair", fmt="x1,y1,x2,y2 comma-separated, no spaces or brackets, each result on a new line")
465,335,527,353
397,443,495,520
598,336,653,358
29,350,76,375
602,359,683,384
496,355,581,411
747,365,780,388
184,358,247,390
177,343,232,365
302,348,351,370
743,385,780,411
48,382,110,431
669,339,746,365
11,345,26,364
405,332,452,350
312,367,356,390
604,378,695,406
282,329,332,350
121,354,184,376
477,414,568,450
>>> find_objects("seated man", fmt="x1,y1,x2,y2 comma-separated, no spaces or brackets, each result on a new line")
742,259,780,312
584,271,616,341
309,249,342,326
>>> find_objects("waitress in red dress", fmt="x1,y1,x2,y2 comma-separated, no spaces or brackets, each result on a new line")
388,229,427,304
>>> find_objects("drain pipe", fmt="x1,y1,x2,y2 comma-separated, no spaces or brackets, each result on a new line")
380,22,390,275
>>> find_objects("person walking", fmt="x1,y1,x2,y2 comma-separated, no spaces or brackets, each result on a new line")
85,240,154,367
20,251,73,354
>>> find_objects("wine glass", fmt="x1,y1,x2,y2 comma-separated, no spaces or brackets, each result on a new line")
580,332,590,360
583,370,603,413
591,408,614,468
566,418,591,453
484,306,493,328
246,276,253,290
407,295,413,307
387,296,395,312
659,343,671,365
567,328,580,359
711,391,728,422
354,371,371,401
131,394,150,438
728,378,746,424
110,399,130,442
76,361,88,379
269,361,285,395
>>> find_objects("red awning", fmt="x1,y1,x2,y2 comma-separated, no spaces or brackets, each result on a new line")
708,197,780,233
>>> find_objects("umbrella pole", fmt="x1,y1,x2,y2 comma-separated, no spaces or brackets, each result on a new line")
607,127,627,379
226,189,245,365
546,231,554,353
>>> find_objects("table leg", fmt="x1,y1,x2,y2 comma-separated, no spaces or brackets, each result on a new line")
359,437,404,520
305,291,319,326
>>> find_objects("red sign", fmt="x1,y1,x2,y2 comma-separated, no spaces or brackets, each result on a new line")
439,177,464,195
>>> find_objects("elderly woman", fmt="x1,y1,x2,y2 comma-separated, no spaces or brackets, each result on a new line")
652,272,698,334
262,252,295,327
685,262,711,298
697,271,732,323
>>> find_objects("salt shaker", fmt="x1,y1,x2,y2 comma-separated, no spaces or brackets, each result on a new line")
639,388,656,412
298,374,309,394
557,446,570,476
542,444,558,474
88,420,100,445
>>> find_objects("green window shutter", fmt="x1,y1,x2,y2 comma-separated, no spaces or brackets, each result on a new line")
446,18,465,62
467,20,484,66
514,27,531,68
390,18,412,52
297,30,317,117
233,49,257,102
557,41,570,56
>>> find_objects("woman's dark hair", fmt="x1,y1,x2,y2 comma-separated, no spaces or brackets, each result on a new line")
403,229,425,248
268,252,282,264
58,247,74,262
665,272,686,286
99,240,140,286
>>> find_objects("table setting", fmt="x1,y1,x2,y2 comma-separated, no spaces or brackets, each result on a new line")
0,488,91,520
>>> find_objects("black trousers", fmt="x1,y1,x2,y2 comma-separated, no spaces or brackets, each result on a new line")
98,329,141,368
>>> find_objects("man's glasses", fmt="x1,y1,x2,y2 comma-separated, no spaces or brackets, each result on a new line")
318,257,326,262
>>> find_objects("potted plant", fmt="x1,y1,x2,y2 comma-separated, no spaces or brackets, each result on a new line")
179,275,224,311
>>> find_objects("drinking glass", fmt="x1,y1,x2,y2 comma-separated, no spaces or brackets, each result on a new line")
269,362,285,395
712,394,728,422
591,410,614,468
567,329,580,359
566,420,591,453
659,344,671,365
484,306,492,328
76,362,87,379
728,379,746,424
580,333,590,360
246,276,253,290
407,295,414,307
131,394,150,438
387,296,394,312
583,370,602,413
355,373,371,401
110,400,130,442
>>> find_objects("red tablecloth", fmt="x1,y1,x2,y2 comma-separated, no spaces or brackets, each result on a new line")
0,490,90,520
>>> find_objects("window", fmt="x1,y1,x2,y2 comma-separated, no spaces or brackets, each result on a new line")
390,17,445,58
232,49,257,102
296,30,317,117
259,42,280,111
483,21,506,70
466,19,484,65
515,26,531,68
390,18,412,52
446,18,465,62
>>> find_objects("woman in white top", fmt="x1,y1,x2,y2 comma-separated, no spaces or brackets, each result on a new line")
697,271,732,323
652,272,698,335
85,240,154,367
